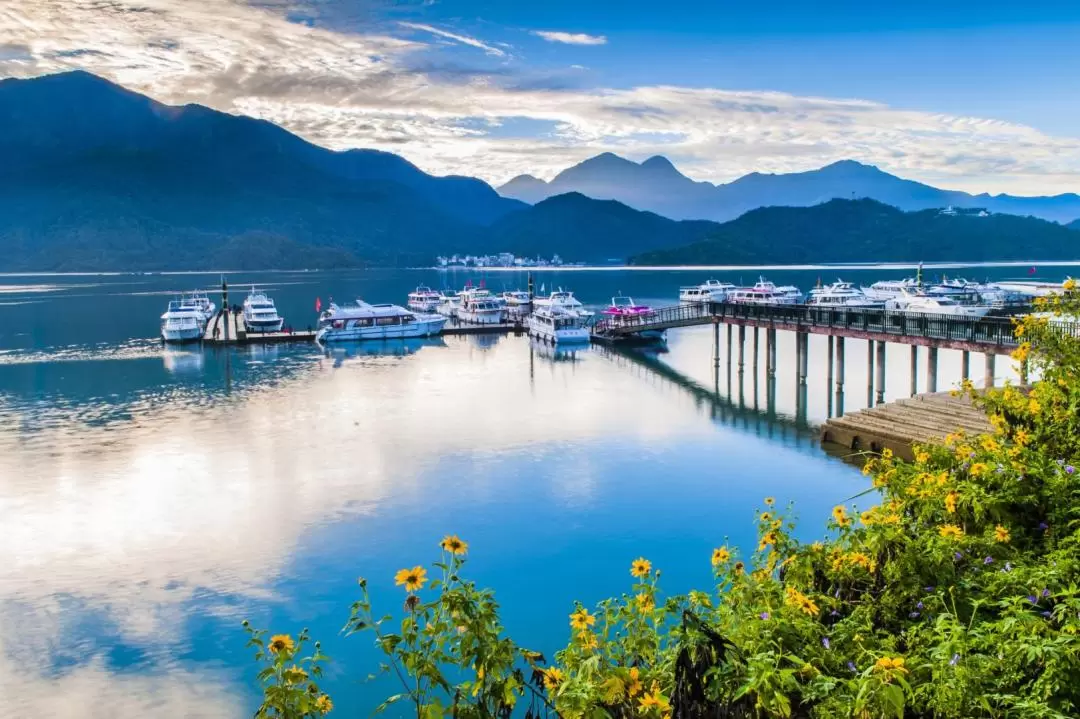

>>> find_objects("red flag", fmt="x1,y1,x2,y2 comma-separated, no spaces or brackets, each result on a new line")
315,297,322,312
1029,266,1037,275
480,278,485,288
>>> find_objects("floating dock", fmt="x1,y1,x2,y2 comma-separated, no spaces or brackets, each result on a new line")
203,311,316,345
820,391,994,460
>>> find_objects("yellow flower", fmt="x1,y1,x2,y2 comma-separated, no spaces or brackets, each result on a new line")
1029,398,1041,415
711,546,731,566
732,561,745,574
630,557,652,578
569,608,596,631
543,667,564,690
758,532,777,552
1015,428,1031,446
268,634,295,655
440,535,468,555
969,462,989,477
832,505,848,522
944,491,958,514
939,524,964,540
315,695,333,714
784,586,819,616
860,509,876,525
994,525,1011,543
764,496,775,506
760,511,772,522
915,451,930,464
283,665,309,684
874,656,908,675
394,565,428,592
635,592,655,613
638,683,669,713
1011,342,1030,364
1065,278,1077,291
577,630,599,650
627,667,643,697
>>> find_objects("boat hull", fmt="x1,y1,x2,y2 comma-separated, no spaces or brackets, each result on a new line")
161,326,203,343
245,318,284,333
528,321,590,344
457,309,506,324
316,317,447,342
408,300,441,313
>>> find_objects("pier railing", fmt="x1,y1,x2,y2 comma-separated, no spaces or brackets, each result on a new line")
593,301,1076,351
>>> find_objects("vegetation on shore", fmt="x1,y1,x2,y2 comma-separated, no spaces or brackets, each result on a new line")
247,281,1080,718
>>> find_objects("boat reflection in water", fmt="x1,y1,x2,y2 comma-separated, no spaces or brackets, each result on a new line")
247,344,281,363
322,337,447,367
466,332,503,351
530,337,590,363
161,348,205,375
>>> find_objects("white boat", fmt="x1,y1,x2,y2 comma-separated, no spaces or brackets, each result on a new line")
927,278,1024,308
243,288,284,333
752,278,803,304
528,305,590,343
457,293,506,324
884,291,992,317
160,300,205,343
862,278,921,301
727,279,801,306
407,286,443,313
807,280,883,308
316,300,447,342
436,292,462,318
679,279,737,303
993,279,1072,298
533,289,594,318
501,290,532,308
180,291,216,322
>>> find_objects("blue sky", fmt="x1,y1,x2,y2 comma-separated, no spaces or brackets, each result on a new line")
3,0,1080,193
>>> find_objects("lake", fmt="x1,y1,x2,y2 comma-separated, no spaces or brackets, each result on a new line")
0,264,1048,717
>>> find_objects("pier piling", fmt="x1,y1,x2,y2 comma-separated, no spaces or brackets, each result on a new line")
866,340,875,408
927,347,939,393
712,319,720,368
797,331,809,386
910,345,918,397
737,325,746,375
875,340,886,404
961,350,970,382
826,335,835,417
985,353,996,389
753,326,760,374
835,336,846,416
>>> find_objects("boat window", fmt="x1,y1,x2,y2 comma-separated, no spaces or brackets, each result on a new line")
375,316,399,326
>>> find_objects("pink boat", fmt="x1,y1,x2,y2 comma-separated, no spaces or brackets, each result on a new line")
602,295,653,318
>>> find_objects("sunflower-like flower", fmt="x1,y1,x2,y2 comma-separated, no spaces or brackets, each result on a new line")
711,546,731,566
315,695,333,714
394,565,428,592
569,608,596,631
630,558,652,578
268,634,295,655
626,667,643,697
440,535,468,555
634,592,655,613
994,525,1011,543
784,586,819,616
283,665,309,684
939,525,964,540
543,667,565,690
764,496,775,506
945,491,958,514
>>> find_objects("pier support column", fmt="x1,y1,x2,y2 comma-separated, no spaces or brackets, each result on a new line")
753,326,760,374
927,347,939,394
910,345,918,397
875,341,886,405
767,328,777,377
985,353,996,389
826,335,835,417
834,336,846,416
867,339,875,408
712,319,720,368
961,351,970,383
726,324,733,368
737,324,746,375
798,332,809,385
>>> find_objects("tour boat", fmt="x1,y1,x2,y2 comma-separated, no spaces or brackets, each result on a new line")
884,291,992,317
436,292,462,318
926,278,1023,308
807,280,883,308
457,293,507,324
501,290,532,309
752,278,803,304
862,278,921,301
603,295,653,318
407,286,443,313
160,300,205,343
679,280,737,303
727,279,801,306
527,305,590,344
181,291,216,322
243,288,284,333
315,300,447,342
532,289,593,318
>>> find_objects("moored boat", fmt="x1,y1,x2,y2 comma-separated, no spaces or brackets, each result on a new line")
457,293,506,324
527,305,590,343
807,280,883,308
603,295,653,318
679,279,737,303
407,286,443,313
160,300,205,343
533,289,593,318
862,277,921,301
243,287,284,333
884,291,992,317
316,300,447,342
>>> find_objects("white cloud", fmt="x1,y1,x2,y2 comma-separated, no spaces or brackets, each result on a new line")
2,0,1080,195
398,21,507,57
533,30,608,46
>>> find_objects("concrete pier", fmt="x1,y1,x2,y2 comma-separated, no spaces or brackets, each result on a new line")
927,347,939,393
961,350,970,382
737,325,746,374
834,336,846,417
985,353,996,388
866,340,875,408
910,345,918,397
821,391,994,460
875,341,886,405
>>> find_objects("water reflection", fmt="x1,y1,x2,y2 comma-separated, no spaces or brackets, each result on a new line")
529,338,589,363
163,349,205,375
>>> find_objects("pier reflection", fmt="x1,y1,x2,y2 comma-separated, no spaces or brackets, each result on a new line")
321,337,446,366
162,348,204,375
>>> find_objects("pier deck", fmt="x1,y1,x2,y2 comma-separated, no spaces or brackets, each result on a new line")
820,392,994,460
203,311,317,345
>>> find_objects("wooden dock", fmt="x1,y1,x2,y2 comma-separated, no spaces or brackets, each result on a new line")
203,311,316,345
820,392,994,460
442,320,526,336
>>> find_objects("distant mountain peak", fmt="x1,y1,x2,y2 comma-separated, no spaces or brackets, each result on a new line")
574,152,637,169
641,155,676,170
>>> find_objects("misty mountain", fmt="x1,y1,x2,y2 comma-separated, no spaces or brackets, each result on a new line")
632,199,1080,266
499,154,1080,224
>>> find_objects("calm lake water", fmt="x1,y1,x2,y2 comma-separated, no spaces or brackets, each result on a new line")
0,264,1054,718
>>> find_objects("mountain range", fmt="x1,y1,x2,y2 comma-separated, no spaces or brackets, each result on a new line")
1,70,1078,271
632,198,1080,266
500,153,1080,224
